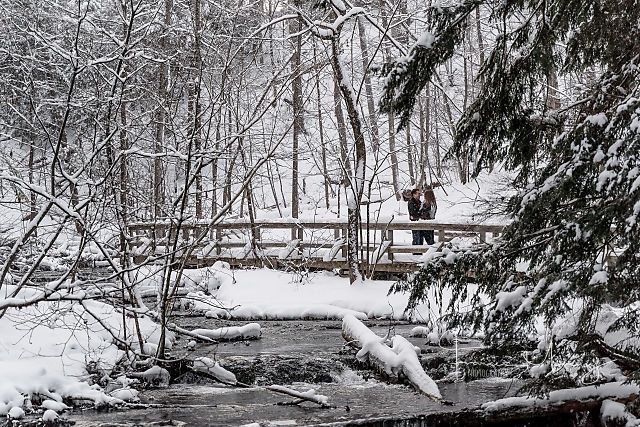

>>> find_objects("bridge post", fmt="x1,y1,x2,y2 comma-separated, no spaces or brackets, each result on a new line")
387,229,394,263
341,227,348,259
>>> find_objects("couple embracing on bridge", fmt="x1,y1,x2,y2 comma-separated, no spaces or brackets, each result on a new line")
407,185,438,247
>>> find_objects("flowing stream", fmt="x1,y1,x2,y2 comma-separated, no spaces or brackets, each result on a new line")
69,319,523,426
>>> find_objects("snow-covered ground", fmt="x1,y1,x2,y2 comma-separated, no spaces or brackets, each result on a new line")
0,284,173,417
153,261,471,323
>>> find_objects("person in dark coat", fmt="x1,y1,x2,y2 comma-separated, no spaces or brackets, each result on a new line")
408,188,435,246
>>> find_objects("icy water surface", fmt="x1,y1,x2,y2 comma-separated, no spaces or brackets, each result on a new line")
69,319,518,426
71,378,517,426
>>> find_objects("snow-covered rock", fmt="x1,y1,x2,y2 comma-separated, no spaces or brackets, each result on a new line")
109,388,139,402
136,366,170,387
42,409,59,422
41,400,69,412
8,407,25,419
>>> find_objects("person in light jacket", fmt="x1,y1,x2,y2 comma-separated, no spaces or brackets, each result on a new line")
421,187,437,245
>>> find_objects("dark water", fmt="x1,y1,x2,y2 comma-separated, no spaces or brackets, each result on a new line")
70,377,517,426
174,318,483,358
69,319,519,427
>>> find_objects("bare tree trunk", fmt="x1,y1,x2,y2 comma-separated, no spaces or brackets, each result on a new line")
406,124,414,183
434,91,442,176
546,68,561,111
266,161,282,216
189,0,203,218
211,121,220,217
290,12,303,237
27,140,37,229
245,179,259,257
424,84,432,182
379,0,400,198
154,0,172,220
331,38,366,284
333,77,352,182
435,73,467,183
313,43,331,210
418,96,426,186
356,17,380,153
388,113,400,197
223,108,235,209
119,102,129,243
463,30,469,111
475,6,485,70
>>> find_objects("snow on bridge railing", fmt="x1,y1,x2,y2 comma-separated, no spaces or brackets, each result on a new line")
126,219,506,272
128,218,506,233
127,219,505,248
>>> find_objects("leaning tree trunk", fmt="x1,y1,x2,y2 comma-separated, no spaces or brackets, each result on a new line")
330,38,366,284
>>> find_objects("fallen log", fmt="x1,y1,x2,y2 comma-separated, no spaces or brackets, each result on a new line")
191,323,261,341
188,357,333,408
265,385,333,408
166,322,218,344
341,314,442,402
333,382,639,427
433,381,640,427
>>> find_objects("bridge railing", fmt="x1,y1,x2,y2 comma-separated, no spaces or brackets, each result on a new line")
127,219,505,272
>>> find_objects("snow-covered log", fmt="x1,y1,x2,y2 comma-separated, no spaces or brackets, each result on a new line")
439,382,640,426
356,382,640,426
188,359,332,408
481,381,639,413
166,322,219,344
192,357,237,385
265,385,331,408
341,314,442,401
191,323,261,341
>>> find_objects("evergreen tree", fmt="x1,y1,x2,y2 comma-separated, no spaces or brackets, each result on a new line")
384,0,640,389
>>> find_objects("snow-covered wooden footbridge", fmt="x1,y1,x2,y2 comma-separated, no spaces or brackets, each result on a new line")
127,219,505,274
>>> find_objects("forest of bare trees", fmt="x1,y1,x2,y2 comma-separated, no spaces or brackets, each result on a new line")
0,0,510,288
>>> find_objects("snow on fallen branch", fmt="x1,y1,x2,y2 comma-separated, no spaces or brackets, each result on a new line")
265,385,331,408
191,323,261,341
341,314,442,401
190,357,332,408
421,381,640,426
482,381,640,412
